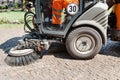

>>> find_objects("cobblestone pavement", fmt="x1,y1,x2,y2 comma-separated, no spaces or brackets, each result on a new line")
0,27,120,80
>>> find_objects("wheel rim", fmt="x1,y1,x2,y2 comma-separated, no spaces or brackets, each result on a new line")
74,34,95,54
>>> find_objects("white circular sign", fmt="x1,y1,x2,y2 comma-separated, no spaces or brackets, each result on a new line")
67,3,79,15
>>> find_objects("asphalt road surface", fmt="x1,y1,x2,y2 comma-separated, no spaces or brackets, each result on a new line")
0,27,120,80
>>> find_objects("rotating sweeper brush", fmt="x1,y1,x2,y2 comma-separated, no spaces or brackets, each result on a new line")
5,48,40,66
4,39,43,66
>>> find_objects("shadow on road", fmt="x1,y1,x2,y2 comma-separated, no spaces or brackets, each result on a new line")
47,39,120,59
47,43,73,59
100,39,120,57
0,37,22,54
0,36,72,59
0,37,120,59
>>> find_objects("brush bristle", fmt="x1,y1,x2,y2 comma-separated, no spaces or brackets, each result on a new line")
5,53,40,66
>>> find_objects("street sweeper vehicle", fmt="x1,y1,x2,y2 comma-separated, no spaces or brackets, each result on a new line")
5,0,110,66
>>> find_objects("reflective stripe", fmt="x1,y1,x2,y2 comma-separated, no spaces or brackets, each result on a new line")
52,14,61,18
52,8,63,13
52,11,61,16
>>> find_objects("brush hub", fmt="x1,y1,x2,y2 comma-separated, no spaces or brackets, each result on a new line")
9,46,34,57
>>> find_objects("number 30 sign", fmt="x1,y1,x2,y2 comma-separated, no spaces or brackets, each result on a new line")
67,3,79,15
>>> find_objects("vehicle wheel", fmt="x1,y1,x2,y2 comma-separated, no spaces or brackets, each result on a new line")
66,27,102,59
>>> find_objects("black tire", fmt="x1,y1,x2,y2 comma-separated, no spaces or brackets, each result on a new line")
66,27,102,59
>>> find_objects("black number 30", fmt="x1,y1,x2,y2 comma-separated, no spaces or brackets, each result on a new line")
69,5,77,12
